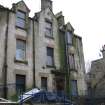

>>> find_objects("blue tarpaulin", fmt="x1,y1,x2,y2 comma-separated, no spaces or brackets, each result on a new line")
30,90,72,104
19,89,72,105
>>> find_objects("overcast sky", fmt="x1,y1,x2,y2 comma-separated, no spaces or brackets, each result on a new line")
0,0,105,71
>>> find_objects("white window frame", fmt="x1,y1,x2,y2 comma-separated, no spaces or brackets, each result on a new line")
16,11,26,29
16,39,26,61
46,47,54,66
67,31,72,44
45,21,53,37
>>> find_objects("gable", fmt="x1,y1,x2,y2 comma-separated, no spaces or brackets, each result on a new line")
12,0,30,13
44,8,57,22
66,22,74,32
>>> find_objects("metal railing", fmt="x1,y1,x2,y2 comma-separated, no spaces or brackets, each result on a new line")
1,84,105,105
0,84,72,105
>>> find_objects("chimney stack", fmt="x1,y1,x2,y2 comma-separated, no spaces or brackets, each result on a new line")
56,12,65,26
41,0,53,11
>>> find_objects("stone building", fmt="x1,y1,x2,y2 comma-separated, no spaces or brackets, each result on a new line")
0,0,87,99
87,45,105,96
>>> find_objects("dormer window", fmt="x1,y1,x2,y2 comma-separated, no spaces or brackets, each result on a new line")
69,54,75,70
45,21,53,37
16,11,26,29
67,31,72,45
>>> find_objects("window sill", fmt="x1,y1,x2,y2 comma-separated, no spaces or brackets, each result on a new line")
14,59,28,65
46,65,56,68
45,35,54,40
15,26,26,31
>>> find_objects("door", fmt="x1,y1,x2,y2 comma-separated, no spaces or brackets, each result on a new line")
71,80,78,96
16,74,26,94
55,76,65,91
41,77,47,90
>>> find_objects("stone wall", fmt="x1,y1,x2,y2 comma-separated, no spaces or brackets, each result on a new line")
0,3,34,97
72,35,87,96
0,0,87,98
34,8,60,91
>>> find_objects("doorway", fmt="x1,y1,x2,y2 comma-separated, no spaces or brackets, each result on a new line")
16,74,26,94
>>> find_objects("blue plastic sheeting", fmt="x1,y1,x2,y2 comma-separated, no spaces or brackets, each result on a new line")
29,90,72,105
18,88,40,103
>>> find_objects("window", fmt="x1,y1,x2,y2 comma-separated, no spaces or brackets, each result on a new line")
16,75,26,94
46,47,54,66
71,80,78,96
41,77,47,90
16,11,26,29
69,54,75,69
67,32,72,44
45,21,52,37
16,40,26,61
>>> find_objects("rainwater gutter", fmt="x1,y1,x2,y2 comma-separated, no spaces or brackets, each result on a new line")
32,18,36,88
3,9,9,99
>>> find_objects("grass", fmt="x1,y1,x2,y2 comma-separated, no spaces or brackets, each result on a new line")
9,94,19,101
